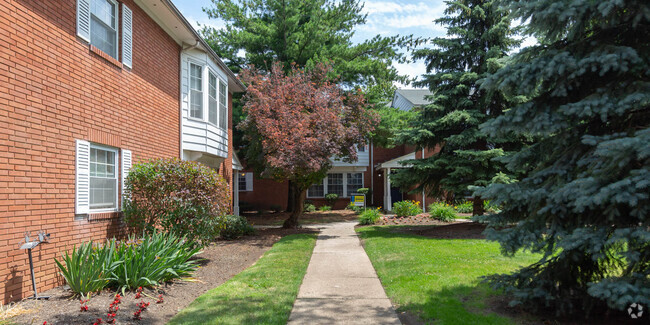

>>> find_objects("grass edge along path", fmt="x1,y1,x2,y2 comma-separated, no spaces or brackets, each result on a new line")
357,226,540,325
168,234,317,325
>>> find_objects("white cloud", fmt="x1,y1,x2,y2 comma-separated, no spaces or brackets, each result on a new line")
360,1,446,34
394,60,427,87
186,15,225,32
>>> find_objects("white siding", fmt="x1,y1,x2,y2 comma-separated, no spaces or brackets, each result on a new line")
331,149,370,168
180,49,229,159
391,92,415,111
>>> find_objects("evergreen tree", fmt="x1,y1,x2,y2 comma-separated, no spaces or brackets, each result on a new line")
201,0,411,90
393,0,521,215
476,0,650,317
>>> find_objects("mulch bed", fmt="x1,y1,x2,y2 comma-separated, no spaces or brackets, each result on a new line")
389,222,488,239
244,210,359,226
11,228,316,325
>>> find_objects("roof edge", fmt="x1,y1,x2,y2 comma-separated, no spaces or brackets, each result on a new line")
159,0,246,93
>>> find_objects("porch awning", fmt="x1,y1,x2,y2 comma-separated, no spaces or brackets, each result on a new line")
232,151,243,170
378,152,416,169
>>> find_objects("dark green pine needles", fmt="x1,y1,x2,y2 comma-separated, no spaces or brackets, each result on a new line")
393,0,523,216
475,0,650,317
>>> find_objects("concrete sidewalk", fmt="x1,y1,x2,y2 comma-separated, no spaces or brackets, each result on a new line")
288,222,401,324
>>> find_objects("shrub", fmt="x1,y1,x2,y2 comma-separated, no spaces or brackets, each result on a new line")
356,188,370,195
483,200,501,214
111,231,201,293
220,215,255,240
428,202,457,222
318,205,332,212
55,240,120,298
56,232,201,296
325,193,339,206
270,204,283,213
304,203,316,212
123,158,231,247
346,203,363,214
392,200,423,217
454,201,473,213
358,208,381,225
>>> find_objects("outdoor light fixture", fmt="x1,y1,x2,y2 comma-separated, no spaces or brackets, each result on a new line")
20,231,51,300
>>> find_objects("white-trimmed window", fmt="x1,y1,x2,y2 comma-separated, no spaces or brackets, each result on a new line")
90,0,118,59
327,173,344,196
219,79,227,129
238,172,253,192
308,182,324,198
347,173,363,194
76,140,132,215
307,173,364,198
89,144,119,211
357,144,366,152
189,63,203,119
208,72,218,125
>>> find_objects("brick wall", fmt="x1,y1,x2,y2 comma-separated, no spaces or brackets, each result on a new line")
239,176,289,211
0,0,181,303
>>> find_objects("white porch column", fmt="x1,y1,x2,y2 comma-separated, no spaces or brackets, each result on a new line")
233,173,240,216
383,168,392,212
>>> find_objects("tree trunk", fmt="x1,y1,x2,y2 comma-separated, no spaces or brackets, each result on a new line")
472,196,484,216
283,183,305,228
286,180,294,212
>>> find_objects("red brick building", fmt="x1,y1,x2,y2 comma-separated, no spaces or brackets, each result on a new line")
0,0,243,303
238,89,439,213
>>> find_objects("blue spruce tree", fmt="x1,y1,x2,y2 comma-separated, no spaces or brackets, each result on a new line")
477,0,650,317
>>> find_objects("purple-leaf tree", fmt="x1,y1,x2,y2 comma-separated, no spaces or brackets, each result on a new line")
239,62,377,228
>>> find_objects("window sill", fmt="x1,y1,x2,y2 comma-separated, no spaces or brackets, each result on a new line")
89,45,123,68
207,121,228,132
186,116,205,123
88,211,120,221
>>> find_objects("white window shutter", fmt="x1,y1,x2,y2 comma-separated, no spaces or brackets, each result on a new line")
121,149,132,209
75,140,91,214
122,4,133,68
245,173,253,192
76,0,91,42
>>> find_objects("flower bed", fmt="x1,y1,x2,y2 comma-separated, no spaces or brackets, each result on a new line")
11,228,315,325
375,214,469,226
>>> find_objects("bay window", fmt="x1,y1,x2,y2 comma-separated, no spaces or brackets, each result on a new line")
219,80,227,129
208,72,218,125
189,63,203,119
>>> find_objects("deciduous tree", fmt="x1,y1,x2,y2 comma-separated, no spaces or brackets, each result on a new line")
202,0,411,210
239,62,377,228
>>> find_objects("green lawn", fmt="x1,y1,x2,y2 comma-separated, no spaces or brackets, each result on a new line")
168,234,317,325
357,226,540,325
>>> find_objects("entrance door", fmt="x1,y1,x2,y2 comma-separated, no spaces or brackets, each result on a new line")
390,186,403,205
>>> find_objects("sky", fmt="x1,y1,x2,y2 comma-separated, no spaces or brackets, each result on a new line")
170,0,532,88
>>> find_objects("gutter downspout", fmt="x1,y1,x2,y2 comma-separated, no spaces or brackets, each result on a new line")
370,140,374,206
422,148,426,212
